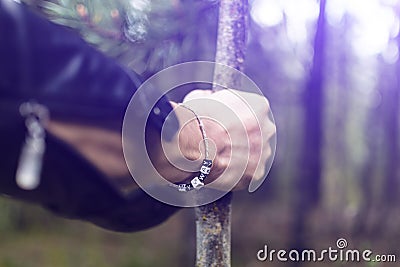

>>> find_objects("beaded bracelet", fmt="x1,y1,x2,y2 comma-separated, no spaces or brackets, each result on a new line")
170,104,213,192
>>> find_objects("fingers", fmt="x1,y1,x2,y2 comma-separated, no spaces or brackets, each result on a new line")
183,89,213,102
226,89,274,187
179,88,276,192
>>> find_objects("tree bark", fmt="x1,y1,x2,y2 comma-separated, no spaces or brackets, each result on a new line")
195,194,232,267
195,0,248,266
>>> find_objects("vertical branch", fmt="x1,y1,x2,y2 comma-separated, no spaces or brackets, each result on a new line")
195,194,232,267
195,0,248,267
212,0,247,88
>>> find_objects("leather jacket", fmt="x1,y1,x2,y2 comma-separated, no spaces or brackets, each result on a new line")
0,0,179,232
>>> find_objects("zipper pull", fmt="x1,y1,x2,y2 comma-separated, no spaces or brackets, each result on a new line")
16,102,49,190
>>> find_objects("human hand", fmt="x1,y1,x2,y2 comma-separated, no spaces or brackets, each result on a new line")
159,89,276,191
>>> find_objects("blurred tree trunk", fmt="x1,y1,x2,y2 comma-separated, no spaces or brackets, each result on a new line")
382,35,400,207
323,14,352,234
372,30,400,235
354,70,383,237
300,0,327,206
292,0,327,255
362,43,400,238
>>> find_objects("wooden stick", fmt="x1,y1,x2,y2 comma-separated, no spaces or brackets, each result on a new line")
195,1,248,266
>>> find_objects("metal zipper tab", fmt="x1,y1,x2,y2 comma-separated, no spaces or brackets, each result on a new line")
16,102,49,190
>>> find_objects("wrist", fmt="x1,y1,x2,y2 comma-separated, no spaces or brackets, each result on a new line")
146,102,204,184
147,101,229,186
172,102,229,182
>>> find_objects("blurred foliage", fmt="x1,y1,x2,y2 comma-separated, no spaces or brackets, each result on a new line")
23,0,219,76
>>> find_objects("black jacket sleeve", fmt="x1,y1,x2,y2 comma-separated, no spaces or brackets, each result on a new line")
0,0,180,232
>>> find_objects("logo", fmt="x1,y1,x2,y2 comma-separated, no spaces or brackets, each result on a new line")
257,238,396,263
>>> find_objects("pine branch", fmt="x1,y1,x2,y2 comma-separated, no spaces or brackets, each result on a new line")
23,0,220,75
